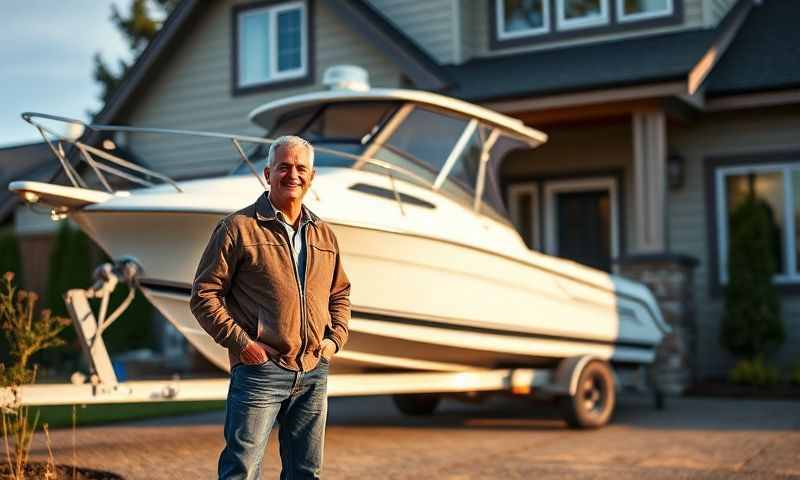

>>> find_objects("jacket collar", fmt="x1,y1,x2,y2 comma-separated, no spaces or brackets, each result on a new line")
255,191,319,226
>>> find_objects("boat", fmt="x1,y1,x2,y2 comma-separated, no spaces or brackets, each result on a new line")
8,81,669,376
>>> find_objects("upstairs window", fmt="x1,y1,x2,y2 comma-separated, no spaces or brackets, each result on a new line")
235,1,308,90
491,0,680,47
557,0,609,30
617,0,673,22
497,0,550,39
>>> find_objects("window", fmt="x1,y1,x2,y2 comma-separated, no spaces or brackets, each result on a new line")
716,163,800,284
557,0,609,30
497,0,550,39
617,0,672,22
491,0,679,46
236,1,308,89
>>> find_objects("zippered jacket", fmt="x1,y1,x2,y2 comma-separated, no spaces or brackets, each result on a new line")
190,193,351,371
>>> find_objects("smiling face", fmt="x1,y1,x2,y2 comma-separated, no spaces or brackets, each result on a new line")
264,143,315,207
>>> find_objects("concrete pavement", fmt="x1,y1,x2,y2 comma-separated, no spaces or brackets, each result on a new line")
28,395,800,479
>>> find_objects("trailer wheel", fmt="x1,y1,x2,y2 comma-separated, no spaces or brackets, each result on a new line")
558,360,615,429
392,393,440,416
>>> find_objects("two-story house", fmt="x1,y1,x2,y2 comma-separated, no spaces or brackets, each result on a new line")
25,0,800,382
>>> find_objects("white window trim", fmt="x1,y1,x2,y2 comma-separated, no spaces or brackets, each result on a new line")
543,177,619,272
496,0,551,40
237,1,308,88
616,0,673,23
715,162,800,285
508,183,541,250
556,0,610,30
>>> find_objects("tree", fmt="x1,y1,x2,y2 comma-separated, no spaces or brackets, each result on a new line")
93,0,180,110
720,193,785,359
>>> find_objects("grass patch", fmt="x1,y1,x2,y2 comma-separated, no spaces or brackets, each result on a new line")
35,400,226,429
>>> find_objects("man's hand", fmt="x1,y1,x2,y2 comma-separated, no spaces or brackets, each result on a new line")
240,341,269,365
320,338,337,361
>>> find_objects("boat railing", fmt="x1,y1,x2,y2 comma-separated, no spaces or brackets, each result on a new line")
20,112,435,214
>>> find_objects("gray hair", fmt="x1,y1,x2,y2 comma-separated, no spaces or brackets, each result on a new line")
266,135,315,169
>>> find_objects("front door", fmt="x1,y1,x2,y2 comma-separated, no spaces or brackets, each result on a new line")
545,177,619,273
555,189,611,271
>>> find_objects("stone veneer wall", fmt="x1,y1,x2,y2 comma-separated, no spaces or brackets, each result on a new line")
617,254,699,395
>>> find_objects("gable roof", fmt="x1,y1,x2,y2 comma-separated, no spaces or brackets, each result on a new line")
705,0,800,97
0,142,57,223
94,0,450,125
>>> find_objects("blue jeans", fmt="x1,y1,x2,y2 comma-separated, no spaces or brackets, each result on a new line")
218,358,329,480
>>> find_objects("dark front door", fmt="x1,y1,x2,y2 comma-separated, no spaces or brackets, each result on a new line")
556,190,611,271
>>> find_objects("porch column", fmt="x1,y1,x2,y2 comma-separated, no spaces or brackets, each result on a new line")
632,111,667,252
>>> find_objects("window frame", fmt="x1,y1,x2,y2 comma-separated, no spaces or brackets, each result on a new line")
556,0,610,31
496,0,551,40
616,0,673,23
715,162,799,285
489,0,682,49
508,183,542,250
232,0,313,96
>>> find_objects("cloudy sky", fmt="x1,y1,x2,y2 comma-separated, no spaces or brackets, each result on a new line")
1,1,133,147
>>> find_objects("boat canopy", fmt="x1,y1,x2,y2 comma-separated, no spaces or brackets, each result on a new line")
240,89,548,222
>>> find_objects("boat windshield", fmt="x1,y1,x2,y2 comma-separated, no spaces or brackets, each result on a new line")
365,105,525,224
233,100,530,225
231,101,399,173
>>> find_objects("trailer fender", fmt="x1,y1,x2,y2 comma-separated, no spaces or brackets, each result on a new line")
545,355,603,396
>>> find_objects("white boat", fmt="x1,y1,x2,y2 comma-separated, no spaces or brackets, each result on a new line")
9,86,669,376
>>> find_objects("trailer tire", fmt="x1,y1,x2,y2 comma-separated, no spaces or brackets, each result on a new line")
392,393,440,416
558,360,615,429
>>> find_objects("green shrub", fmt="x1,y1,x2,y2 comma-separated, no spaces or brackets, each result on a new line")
721,195,784,359
728,355,780,386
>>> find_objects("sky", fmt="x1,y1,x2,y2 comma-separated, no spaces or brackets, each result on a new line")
1,0,133,147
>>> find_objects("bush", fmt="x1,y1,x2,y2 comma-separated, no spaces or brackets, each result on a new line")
720,195,784,359
728,355,780,386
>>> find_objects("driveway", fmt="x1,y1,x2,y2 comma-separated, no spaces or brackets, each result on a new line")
29,395,800,479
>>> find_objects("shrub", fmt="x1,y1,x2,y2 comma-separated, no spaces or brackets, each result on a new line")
728,355,780,386
720,195,784,359
1,271,70,479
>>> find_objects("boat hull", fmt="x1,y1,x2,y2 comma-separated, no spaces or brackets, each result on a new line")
73,207,663,373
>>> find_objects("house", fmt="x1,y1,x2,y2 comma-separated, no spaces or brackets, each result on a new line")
0,141,60,294
21,0,800,384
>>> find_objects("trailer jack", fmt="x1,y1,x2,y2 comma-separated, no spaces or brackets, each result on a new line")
65,258,142,387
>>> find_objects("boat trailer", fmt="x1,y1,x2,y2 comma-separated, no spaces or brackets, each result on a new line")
0,260,663,428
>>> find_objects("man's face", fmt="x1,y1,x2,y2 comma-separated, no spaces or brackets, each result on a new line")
264,144,315,205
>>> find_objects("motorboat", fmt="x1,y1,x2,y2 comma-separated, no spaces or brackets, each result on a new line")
9,85,669,375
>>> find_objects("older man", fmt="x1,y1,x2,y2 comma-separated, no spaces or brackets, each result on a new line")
191,135,351,480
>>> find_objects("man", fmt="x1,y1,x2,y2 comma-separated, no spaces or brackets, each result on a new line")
191,135,351,480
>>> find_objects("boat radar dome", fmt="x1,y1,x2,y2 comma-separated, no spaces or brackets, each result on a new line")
323,65,370,92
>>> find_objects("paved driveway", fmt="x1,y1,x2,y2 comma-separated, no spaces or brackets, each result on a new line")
29,395,800,479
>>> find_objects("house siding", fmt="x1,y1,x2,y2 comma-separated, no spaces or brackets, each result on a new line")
462,0,705,61
366,0,457,64
668,104,800,377
120,0,405,179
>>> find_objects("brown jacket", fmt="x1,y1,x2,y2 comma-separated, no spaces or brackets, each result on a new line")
190,193,351,371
